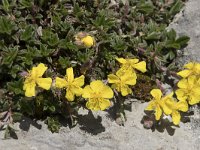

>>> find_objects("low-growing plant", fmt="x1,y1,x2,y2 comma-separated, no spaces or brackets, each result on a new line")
0,0,198,138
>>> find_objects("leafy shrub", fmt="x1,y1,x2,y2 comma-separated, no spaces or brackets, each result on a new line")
0,0,192,137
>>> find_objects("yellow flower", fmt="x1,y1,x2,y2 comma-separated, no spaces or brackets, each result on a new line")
175,75,200,105
108,70,137,96
82,80,113,111
55,67,85,101
164,99,188,125
145,89,173,120
116,58,147,73
177,62,200,78
23,63,52,97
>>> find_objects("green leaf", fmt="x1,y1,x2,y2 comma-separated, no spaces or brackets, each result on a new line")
10,65,23,78
19,0,33,8
2,46,19,67
110,35,128,51
73,3,83,17
7,78,24,95
41,29,52,41
58,39,69,49
45,117,61,133
20,99,34,116
20,25,34,41
2,0,10,12
167,29,176,41
176,36,190,47
58,56,70,69
145,32,161,40
4,125,18,139
47,33,59,47
40,44,54,57
169,0,184,16
12,112,23,122
0,16,16,35
165,40,180,49
137,2,155,14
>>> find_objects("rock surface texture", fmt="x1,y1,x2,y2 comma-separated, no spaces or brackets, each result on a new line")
1,0,200,149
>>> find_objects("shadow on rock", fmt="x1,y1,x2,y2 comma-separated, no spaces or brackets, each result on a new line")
78,111,105,135
106,98,134,126
19,116,42,131
153,118,176,136
141,113,177,136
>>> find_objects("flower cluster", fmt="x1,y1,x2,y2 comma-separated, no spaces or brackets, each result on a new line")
145,89,188,125
145,62,200,125
108,58,147,96
23,57,146,111
176,62,200,105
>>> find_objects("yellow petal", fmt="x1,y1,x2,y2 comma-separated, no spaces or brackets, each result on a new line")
129,59,139,64
82,85,92,98
177,79,187,89
116,58,127,64
121,85,132,96
175,89,187,101
108,74,120,83
177,70,191,78
31,63,47,78
184,62,194,69
172,111,181,125
99,98,111,110
193,87,200,96
101,85,114,99
145,101,156,111
162,98,174,115
176,101,188,112
23,80,36,97
66,67,74,83
117,66,134,76
65,89,75,101
90,80,104,92
36,78,52,90
155,105,162,120
188,75,196,87
121,72,137,85
150,89,162,100
86,99,99,110
132,61,147,73
55,77,67,88
188,95,200,105
86,98,111,111
71,86,83,96
73,75,85,87
196,63,200,72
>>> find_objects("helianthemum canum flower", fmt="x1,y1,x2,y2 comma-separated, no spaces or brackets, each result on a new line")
164,99,188,125
177,62,200,78
108,70,137,96
175,75,200,105
82,80,114,111
55,67,85,101
145,89,173,120
74,32,95,48
23,63,52,97
116,58,147,74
